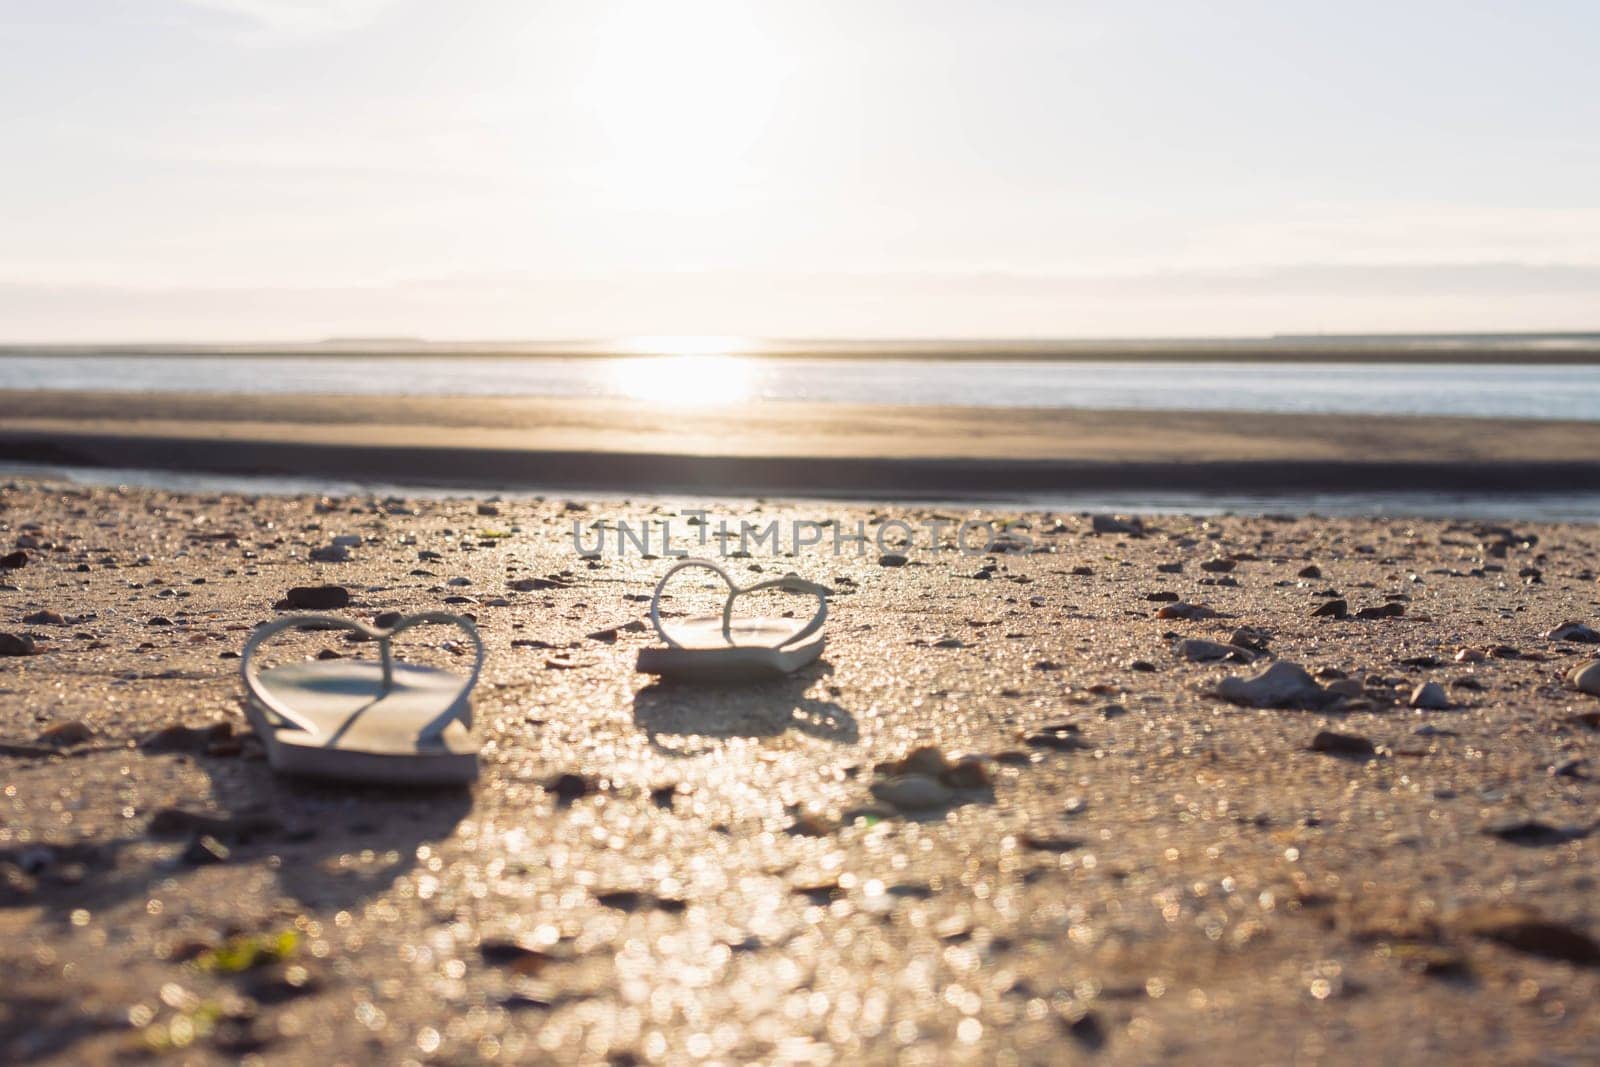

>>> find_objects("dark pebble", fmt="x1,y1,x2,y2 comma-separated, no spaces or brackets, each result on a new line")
284,585,351,610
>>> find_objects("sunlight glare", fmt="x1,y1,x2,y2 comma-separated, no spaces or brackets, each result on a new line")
608,354,755,406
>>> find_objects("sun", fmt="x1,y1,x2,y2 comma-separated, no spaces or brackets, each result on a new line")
606,353,756,406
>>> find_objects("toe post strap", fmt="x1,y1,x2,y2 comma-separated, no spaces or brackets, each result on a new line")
649,558,831,650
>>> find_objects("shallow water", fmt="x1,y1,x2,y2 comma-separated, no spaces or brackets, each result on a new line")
5,354,1600,420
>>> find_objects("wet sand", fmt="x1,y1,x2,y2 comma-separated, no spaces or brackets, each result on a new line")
7,390,1600,495
3,478,1600,1063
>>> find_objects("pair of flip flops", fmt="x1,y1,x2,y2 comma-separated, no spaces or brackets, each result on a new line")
241,559,829,784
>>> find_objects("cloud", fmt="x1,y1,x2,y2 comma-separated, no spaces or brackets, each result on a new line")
174,0,400,39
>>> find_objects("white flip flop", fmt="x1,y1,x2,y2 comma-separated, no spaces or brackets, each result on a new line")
240,612,484,785
636,559,831,683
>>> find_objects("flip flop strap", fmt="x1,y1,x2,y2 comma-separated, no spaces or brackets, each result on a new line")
240,612,485,740
649,558,830,651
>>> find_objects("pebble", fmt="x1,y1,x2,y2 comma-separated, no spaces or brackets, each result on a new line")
1297,564,1322,579
1311,599,1348,619
0,550,26,569
284,585,351,610
1569,660,1600,696
36,720,93,747
1309,729,1377,757
1090,514,1142,535
139,722,233,753
1356,602,1406,620
0,632,36,656
878,552,909,567
1156,601,1217,621
1216,662,1336,710
1409,682,1452,710
1199,558,1236,573
20,610,64,625
374,611,403,628
871,774,956,811
181,834,232,866
1175,638,1253,663
309,543,351,563
1545,621,1600,643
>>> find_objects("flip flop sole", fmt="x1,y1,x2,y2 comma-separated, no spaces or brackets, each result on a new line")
636,633,825,683
245,661,479,785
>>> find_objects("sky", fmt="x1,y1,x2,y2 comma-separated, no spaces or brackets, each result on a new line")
2,0,1599,341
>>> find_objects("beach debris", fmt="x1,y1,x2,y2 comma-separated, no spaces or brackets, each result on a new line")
1356,602,1406,620
1408,682,1452,710
1311,599,1348,619
36,720,93,747
1175,638,1255,663
1454,647,1486,663
0,549,26,569
1569,660,1600,696
282,584,350,610
1545,621,1600,643
181,834,232,866
1454,905,1600,967
1156,601,1217,621
871,774,956,811
0,632,36,656
1215,662,1336,709
1090,514,1143,536
1309,730,1377,757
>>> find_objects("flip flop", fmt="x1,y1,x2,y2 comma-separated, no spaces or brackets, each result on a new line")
240,612,483,785
636,558,831,683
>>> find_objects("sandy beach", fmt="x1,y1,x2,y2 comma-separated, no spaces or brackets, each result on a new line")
8,390,1600,496
3,477,1599,1063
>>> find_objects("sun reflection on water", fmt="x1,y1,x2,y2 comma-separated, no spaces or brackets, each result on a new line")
609,337,758,405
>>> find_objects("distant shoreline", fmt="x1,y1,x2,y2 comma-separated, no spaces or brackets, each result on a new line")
4,335,1600,364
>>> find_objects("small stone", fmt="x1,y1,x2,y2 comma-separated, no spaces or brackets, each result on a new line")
1454,647,1486,664
548,772,594,803
1216,662,1335,710
1356,602,1406,620
1545,621,1600,643
36,720,93,747
878,552,909,567
284,585,350,610
1311,599,1348,619
139,722,233,753
309,544,351,563
1199,558,1237,573
21,610,64,625
1020,831,1084,852
1025,728,1091,753
0,550,27,569
941,757,993,789
0,633,36,656
1309,730,1377,757
509,577,564,592
1175,638,1252,663
1090,514,1142,536
871,774,956,811
373,611,403,629
1569,660,1600,696
586,627,619,643
1156,602,1217,621
1297,564,1322,579
477,502,501,516
1409,682,1452,710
